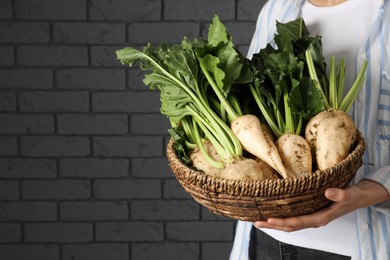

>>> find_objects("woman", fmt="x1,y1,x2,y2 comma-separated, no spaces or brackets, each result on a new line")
230,0,390,259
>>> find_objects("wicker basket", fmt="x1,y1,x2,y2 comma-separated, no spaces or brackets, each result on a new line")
166,132,365,221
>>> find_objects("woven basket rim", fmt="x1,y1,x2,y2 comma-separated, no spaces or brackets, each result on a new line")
167,131,366,198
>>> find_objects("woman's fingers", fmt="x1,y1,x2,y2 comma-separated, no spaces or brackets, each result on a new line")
254,187,357,232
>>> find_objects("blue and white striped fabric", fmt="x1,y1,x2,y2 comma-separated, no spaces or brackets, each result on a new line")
230,1,390,259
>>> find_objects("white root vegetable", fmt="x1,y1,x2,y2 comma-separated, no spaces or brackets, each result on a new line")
261,123,276,142
231,114,288,178
305,110,357,170
304,111,333,157
303,51,367,171
220,158,279,181
276,134,312,178
190,141,222,177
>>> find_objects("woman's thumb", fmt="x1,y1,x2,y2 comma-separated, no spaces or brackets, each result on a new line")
325,188,349,202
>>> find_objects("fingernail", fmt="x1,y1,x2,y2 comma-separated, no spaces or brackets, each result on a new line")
326,189,336,198
254,221,266,228
267,219,276,224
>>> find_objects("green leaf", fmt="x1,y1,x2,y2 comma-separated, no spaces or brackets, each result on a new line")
164,46,200,92
213,41,245,94
197,54,225,89
276,17,309,40
289,77,326,118
168,125,191,166
208,15,229,47
197,24,249,95
275,17,309,52
181,37,206,51
143,73,193,124
195,14,252,116
249,17,327,136
116,47,148,67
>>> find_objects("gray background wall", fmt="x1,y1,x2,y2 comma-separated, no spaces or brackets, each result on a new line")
0,0,266,259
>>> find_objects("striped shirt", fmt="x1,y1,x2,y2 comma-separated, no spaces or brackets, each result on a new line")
230,1,390,259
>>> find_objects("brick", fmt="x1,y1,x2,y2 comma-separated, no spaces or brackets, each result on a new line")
237,44,250,57
163,179,191,199
131,200,199,220
22,180,90,200
62,243,129,260
0,92,16,111
0,114,54,134
164,0,235,20
14,0,86,20
0,245,59,260
0,202,57,221
0,137,17,156
0,46,14,66
89,0,161,21
60,201,128,221
128,68,147,90
0,0,12,19
19,91,89,112
131,158,172,178
92,91,160,112
0,69,52,89
17,45,88,66
91,45,124,67
132,243,198,260
237,0,266,21
128,22,199,44
0,223,21,243
225,22,257,45
0,22,49,43
130,114,170,135
0,159,56,178
58,114,128,135
96,221,163,242
166,221,233,241
60,158,129,178
53,22,125,44
21,136,90,157
93,136,162,157
0,181,19,200
94,179,161,199
56,68,125,90
25,223,93,243
202,242,234,260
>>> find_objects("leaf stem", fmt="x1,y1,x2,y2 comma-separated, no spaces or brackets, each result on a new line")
305,50,330,109
339,60,368,112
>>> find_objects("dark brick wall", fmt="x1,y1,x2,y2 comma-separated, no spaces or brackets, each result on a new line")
0,0,266,259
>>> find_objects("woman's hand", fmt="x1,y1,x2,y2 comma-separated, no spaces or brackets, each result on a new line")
254,180,390,232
